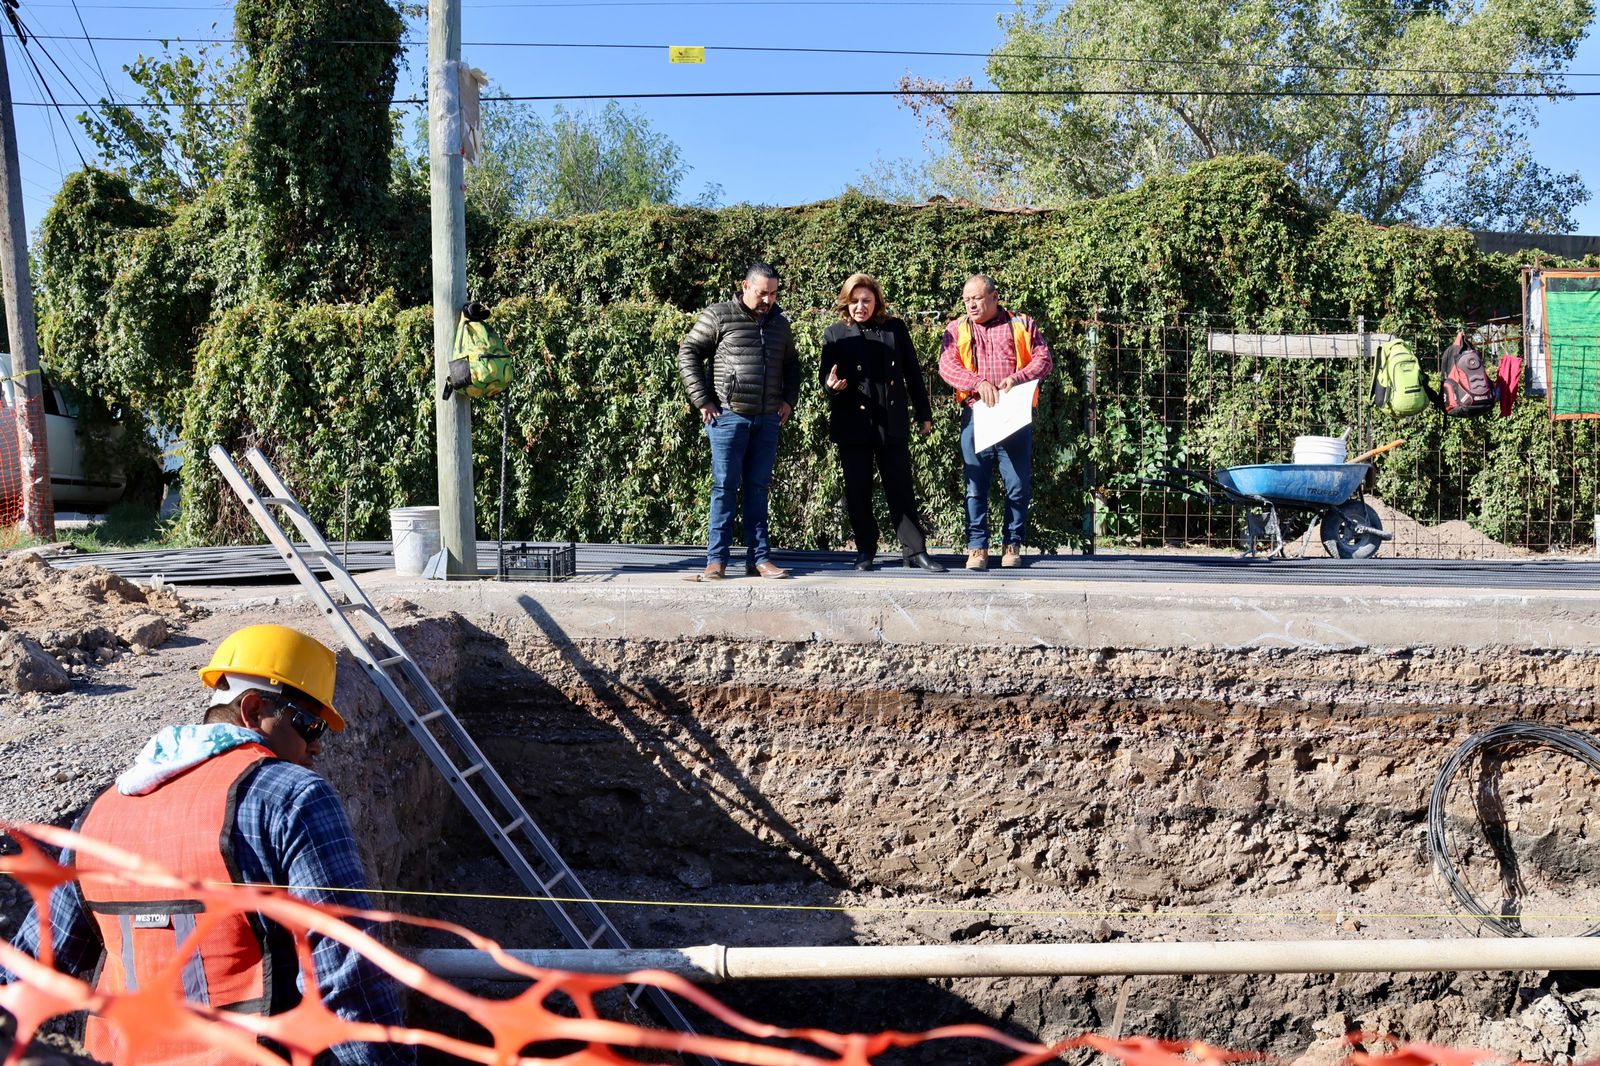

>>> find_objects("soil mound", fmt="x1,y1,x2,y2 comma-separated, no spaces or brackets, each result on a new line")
0,552,190,693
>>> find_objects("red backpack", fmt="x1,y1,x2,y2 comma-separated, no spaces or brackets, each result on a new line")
1438,331,1495,417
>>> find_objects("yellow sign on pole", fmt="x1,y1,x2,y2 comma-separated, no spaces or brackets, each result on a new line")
669,46,706,64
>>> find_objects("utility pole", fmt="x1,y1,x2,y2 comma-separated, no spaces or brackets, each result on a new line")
0,30,52,540
428,0,475,576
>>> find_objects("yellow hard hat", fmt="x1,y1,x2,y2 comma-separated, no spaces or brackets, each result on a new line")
199,624,345,732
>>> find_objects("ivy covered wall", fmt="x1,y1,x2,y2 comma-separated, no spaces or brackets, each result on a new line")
41,154,1568,551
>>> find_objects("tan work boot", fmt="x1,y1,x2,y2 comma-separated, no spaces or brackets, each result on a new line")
701,562,726,581
1001,544,1023,568
965,548,989,571
747,560,791,579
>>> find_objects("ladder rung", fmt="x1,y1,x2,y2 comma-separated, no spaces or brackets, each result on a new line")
542,867,566,890
458,763,484,780
257,496,298,508
374,654,407,669
499,816,526,836
583,924,611,948
417,709,445,725
338,601,375,615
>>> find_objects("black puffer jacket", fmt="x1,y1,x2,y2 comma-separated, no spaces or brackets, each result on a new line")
677,299,801,417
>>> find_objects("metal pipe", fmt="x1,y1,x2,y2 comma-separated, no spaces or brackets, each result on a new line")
412,938,1600,984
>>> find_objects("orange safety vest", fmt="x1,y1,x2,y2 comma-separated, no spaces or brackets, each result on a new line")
76,743,290,1066
954,310,1038,407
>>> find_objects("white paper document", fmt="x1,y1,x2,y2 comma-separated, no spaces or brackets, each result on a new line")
971,380,1038,451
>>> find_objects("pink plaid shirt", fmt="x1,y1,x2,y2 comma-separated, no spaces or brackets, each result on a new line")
938,310,1053,405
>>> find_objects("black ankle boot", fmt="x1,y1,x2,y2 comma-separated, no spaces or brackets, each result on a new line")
903,551,947,573
853,553,876,571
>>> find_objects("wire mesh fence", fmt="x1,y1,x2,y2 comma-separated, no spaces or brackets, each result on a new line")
1082,318,1600,559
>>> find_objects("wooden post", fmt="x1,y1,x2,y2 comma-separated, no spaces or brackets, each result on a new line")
0,33,52,539
429,0,475,576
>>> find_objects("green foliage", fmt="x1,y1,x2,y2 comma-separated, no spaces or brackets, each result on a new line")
46,153,1587,551
463,100,720,221
228,0,404,299
77,42,244,206
893,0,1593,229
177,294,434,545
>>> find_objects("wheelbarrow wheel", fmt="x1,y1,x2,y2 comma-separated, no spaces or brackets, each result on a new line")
1320,499,1383,559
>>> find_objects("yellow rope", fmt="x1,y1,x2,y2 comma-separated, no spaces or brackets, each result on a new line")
205,882,1600,922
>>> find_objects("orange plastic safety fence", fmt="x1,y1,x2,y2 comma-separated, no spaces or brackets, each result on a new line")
0,822,1535,1066
0,393,53,533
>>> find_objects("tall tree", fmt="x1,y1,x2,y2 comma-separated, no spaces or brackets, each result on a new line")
889,0,1593,230
229,0,404,298
463,100,719,220
77,43,244,207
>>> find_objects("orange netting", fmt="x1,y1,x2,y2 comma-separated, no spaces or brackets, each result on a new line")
0,822,1529,1066
0,393,54,534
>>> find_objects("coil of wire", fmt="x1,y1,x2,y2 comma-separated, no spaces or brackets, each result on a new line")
1428,721,1600,938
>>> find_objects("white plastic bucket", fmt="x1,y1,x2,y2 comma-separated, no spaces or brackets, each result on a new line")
390,506,441,576
1292,435,1347,465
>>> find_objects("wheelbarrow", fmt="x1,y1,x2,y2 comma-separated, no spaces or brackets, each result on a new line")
1146,462,1393,559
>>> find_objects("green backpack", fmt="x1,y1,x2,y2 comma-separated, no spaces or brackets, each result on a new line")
444,305,515,400
1371,339,1431,419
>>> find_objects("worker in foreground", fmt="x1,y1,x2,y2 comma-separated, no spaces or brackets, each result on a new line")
2,623,414,1066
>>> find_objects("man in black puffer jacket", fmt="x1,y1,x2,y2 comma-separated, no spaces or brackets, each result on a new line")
677,261,801,581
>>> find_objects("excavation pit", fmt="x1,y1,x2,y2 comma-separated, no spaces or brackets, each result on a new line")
380,571,1600,1063
8,566,1600,1062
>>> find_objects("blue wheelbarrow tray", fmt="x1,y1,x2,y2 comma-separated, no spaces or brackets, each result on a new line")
1214,463,1371,506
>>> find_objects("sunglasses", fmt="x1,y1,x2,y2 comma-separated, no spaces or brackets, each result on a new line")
275,698,329,743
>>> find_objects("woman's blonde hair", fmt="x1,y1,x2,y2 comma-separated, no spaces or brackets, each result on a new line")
833,273,889,322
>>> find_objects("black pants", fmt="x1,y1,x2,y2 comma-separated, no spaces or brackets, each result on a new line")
838,436,927,557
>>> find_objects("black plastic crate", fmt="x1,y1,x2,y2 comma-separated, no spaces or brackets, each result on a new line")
499,541,577,581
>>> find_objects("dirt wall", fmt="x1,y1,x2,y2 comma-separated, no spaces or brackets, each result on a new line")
426,621,1600,1060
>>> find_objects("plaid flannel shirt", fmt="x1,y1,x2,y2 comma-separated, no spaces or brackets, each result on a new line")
3,759,414,1066
937,309,1054,403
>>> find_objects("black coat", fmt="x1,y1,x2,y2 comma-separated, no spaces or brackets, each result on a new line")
677,299,801,417
819,318,933,446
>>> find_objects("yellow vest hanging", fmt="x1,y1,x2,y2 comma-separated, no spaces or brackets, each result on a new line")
955,312,1038,407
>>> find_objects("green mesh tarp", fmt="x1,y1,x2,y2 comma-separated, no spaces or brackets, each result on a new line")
1545,272,1600,419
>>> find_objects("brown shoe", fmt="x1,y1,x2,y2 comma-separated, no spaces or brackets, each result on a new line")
700,562,726,581
1001,544,1023,568
746,560,791,579
965,548,989,571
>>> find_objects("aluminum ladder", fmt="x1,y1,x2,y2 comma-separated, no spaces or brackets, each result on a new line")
209,445,703,1045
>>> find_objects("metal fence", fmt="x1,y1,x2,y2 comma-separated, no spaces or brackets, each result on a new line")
1081,318,1600,559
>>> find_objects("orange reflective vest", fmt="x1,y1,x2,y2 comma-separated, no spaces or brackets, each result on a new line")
955,311,1038,407
76,743,288,1066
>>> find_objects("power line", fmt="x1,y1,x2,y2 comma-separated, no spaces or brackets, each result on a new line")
9,84,1595,109
18,32,1600,82
433,86,1600,101
5,18,90,168
69,0,116,98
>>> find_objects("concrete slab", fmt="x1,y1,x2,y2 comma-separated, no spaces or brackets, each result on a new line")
265,565,1600,652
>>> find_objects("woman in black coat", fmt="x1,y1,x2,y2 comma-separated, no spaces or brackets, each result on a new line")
820,273,947,572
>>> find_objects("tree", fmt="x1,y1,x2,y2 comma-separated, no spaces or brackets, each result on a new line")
891,0,1593,230
77,42,244,206
464,100,720,219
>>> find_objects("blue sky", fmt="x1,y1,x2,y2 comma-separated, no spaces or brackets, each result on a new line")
3,0,1597,235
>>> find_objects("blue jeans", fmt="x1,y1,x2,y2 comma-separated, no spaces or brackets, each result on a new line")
959,407,1033,549
704,411,782,567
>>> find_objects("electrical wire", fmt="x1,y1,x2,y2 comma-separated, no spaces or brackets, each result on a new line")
69,0,116,98
1427,722,1600,939
8,85,1595,108
18,32,1600,83
7,30,87,169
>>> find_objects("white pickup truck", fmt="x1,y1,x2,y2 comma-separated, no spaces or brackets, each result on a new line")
1,351,126,513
